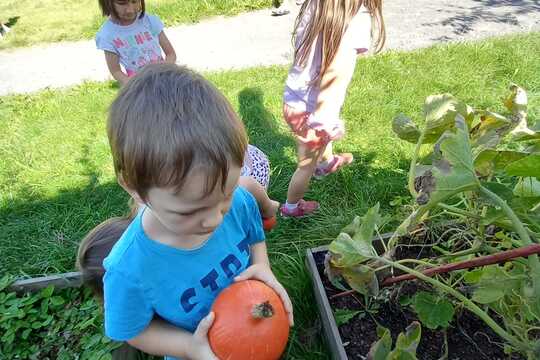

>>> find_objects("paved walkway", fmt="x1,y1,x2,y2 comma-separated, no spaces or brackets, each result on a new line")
0,0,539,96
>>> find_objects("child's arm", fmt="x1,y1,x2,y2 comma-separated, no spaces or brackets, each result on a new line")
238,176,278,219
104,51,130,86
158,31,177,64
127,315,218,359
235,242,294,325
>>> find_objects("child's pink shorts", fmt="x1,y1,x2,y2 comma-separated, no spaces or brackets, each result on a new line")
283,104,344,151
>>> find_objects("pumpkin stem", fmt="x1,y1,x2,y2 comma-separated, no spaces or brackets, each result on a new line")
251,301,274,319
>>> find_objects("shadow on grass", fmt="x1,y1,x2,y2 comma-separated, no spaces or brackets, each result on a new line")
0,180,130,277
237,87,297,199
238,86,295,162
423,0,540,39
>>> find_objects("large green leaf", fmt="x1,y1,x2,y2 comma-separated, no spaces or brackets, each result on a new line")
470,110,511,150
327,205,383,296
504,84,533,139
342,264,380,296
393,114,421,143
352,203,382,252
415,115,479,207
341,216,361,237
329,204,382,267
412,291,455,329
474,150,529,177
324,253,349,292
328,232,368,267
472,265,521,304
514,177,540,198
464,269,484,284
505,154,540,178
480,181,515,203
422,94,473,143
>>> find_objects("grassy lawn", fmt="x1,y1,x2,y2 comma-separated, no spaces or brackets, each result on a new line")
0,0,272,50
1,33,539,358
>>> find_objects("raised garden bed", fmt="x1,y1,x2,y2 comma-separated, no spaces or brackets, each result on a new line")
8,271,82,294
306,241,530,359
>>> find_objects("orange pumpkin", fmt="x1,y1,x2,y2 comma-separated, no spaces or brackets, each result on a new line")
209,280,290,360
262,216,277,231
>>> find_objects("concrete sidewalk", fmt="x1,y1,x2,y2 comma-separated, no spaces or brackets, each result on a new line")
0,0,538,96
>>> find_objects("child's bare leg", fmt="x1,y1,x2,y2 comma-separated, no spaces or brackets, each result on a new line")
286,141,322,204
239,176,279,218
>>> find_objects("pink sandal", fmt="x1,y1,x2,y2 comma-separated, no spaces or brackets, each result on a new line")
314,153,354,180
280,199,320,218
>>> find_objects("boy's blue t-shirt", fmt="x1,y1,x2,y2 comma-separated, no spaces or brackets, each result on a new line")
102,187,265,348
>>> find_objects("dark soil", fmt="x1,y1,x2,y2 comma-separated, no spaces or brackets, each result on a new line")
313,250,526,360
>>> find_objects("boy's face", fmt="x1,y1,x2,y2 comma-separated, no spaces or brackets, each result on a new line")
112,0,141,25
144,165,241,242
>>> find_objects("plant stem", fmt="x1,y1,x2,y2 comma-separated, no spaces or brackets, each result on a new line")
479,186,532,245
439,330,449,360
388,207,431,249
378,257,528,350
374,258,437,273
433,245,451,255
440,240,482,259
479,186,540,297
408,131,426,197
437,203,481,219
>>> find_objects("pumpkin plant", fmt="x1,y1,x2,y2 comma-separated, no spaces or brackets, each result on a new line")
208,280,290,360
325,85,540,358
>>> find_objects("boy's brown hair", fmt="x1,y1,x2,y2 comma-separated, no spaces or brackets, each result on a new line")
98,0,146,20
108,63,248,201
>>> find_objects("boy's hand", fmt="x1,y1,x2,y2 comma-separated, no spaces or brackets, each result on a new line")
234,264,294,326
190,312,218,360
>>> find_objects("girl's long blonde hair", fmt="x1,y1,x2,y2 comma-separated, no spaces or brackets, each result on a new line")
293,0,385,80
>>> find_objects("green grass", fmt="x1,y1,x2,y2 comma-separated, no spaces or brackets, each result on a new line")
1,33,540,358
0,0,272,50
